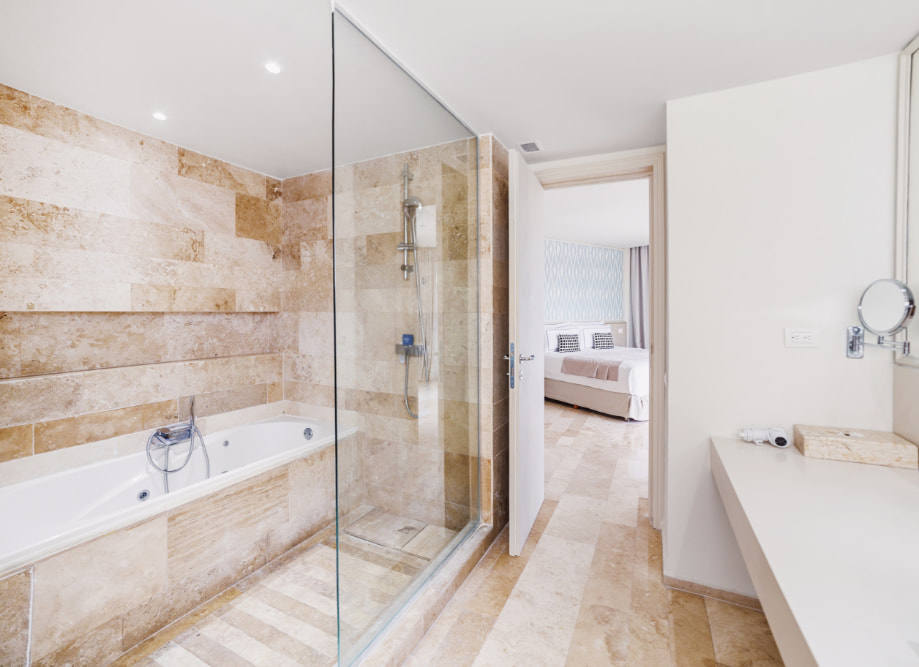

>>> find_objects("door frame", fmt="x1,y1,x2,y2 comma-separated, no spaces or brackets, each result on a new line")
532,145,667,530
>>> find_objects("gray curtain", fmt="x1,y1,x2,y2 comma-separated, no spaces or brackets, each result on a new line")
629,245,649,349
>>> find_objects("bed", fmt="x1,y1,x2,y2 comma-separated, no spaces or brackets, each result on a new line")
543,321,649,421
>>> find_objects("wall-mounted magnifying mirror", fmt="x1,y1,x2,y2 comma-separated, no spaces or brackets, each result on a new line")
859,278,915,334
847,279,915,358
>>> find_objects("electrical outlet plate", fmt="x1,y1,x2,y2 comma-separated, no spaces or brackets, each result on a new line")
785,328,819,347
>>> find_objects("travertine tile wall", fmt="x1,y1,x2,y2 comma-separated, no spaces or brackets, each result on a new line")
280,169,335,420
0,84,285,313
333,139,480,531
0,86,508,528
0,81,510,664
0,82,342,475
478,136,510,530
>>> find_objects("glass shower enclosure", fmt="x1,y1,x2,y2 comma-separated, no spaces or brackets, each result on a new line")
331,11,481,663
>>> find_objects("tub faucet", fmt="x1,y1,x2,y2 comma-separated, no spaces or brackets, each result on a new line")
152,397,197,445
153,423,193,444
146,397,209,493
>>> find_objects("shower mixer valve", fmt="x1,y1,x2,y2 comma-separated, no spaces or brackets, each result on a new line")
396,338,425,363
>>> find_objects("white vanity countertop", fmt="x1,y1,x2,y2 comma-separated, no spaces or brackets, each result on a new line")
711,437,919,667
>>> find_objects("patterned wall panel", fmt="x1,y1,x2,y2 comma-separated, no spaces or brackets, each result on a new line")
544,240,624,321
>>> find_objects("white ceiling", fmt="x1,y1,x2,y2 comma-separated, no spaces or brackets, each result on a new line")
1,1,919,176
0,1,469,178
0,0,331,177
344,0,919,164
544,179,649,248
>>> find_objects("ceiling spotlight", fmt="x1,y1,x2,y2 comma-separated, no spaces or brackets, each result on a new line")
265,61,281,74
152,111,167,121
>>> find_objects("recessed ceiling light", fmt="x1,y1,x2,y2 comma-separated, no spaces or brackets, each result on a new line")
152,111,167,121
265,61,281,74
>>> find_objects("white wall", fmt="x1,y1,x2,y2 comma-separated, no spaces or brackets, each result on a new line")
666,54,898,596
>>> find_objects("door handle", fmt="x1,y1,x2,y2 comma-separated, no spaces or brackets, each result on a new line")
519,354,535,362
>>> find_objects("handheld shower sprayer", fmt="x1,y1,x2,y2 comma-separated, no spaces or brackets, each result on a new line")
397,196,424,253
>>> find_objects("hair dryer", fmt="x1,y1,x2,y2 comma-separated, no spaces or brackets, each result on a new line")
738,427,790,448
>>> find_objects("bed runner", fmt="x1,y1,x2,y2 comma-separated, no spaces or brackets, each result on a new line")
560,349,647,382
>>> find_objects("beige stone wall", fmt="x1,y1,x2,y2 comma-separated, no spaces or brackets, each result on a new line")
0,83,339,475
280,170,335,418
333,140,480,530
478,136,510,530
0,81,509,664
0,86,506,530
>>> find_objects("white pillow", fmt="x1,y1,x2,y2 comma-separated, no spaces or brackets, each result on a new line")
581,325,612,349
546,328,580,352
544,323,573,351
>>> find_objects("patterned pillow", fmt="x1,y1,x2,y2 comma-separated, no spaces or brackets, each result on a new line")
593,332,615,349
557,333,580,353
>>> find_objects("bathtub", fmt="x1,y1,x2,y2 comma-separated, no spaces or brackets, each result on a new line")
0,414,350,577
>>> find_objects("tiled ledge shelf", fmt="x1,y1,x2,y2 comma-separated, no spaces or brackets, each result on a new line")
711,437,919,666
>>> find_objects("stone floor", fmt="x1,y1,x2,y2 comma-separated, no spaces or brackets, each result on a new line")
114,399,783,666
403,400,784,666
114,508,456,667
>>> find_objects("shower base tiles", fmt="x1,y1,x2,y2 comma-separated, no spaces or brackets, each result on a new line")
121,507,457,667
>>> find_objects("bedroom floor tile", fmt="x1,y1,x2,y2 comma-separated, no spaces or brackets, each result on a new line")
407,400,784,667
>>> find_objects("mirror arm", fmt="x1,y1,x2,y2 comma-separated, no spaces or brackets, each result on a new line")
846,326,910,359
874,336,911,355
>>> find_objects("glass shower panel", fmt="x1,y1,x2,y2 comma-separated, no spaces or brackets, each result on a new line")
332,12,480,664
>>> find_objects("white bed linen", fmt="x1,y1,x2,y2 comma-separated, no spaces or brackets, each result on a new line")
544,347,649,396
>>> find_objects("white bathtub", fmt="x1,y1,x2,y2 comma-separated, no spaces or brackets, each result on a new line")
0,415,348,576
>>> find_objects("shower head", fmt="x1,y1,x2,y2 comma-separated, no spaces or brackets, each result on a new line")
404,196,423,211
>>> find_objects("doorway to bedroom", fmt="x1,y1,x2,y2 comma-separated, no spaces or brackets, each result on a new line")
533,146,667,529
543,177,651,421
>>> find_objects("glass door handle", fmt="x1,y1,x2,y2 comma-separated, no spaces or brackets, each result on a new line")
519,354,535,362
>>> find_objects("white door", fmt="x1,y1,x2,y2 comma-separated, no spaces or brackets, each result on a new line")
508,150,545,556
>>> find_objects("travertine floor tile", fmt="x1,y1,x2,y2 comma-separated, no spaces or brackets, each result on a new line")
581,521,635,615
542,493,609,544
150,643,211,667
706,598,783,666
174,628,254,667
344,507,426,549
565,603,630,666
402,524,458,559
627,609,672,665
111,588,243,667
409,400,783,667
669,588,717,667
428,610,496,666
